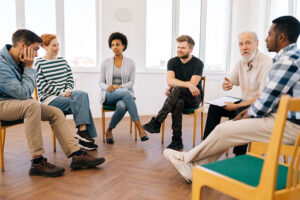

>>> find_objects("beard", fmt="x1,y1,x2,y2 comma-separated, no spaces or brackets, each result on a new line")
241,50,257,63
178,52,189,59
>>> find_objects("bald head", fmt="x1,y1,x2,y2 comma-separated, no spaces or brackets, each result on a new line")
238,31,258,42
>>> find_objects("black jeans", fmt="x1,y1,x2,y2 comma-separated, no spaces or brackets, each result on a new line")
203,104,249,155
156,87,202,142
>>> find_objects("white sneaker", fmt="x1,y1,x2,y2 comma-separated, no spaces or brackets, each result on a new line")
163,149,184,161
164,149,193,183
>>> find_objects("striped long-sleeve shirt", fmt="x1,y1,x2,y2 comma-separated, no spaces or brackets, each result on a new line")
34,57,74,104
248,43,300,121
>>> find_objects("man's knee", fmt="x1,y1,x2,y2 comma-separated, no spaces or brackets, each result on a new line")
24,99,40,113
175,99,185,109
170,87,187,97
45,105,65,120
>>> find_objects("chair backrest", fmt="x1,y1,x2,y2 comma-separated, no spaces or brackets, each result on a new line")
201,76,206,106
257,95,300,198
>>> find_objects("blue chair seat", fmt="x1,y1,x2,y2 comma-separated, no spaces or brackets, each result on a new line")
201,154,288,190
1,119,24,127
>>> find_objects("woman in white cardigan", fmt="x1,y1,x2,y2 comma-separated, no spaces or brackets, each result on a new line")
99,32,148,144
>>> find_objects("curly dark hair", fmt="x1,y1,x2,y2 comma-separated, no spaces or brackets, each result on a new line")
108,32,128,51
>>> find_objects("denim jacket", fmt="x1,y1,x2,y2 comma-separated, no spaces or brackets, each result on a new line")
0,45,36,101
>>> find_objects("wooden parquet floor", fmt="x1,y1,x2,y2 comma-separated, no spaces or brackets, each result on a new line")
0,115,235,200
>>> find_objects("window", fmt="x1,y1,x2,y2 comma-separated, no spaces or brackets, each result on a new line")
64,0,96,67
0,0,16,48
178,0,201,58
146,0,172,69
25,0,56,58
204,0,231,70
270,0,300,46
146,0,232,71
270,0,289,20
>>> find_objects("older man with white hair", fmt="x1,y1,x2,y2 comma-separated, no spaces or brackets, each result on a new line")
203,31,272,156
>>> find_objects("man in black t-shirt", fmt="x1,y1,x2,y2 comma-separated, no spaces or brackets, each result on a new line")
143,35,204,150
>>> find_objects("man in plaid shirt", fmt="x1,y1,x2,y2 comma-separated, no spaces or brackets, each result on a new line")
163,16,300,183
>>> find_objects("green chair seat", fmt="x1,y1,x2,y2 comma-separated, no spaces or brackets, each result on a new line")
201,155,288,190
183,106,200,114
1,119,24,127
103,105,116,110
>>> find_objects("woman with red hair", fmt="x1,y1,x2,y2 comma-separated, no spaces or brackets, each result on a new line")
34,34,98,150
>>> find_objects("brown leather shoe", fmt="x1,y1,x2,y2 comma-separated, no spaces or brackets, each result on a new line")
70,151,105,169
29,158,65,177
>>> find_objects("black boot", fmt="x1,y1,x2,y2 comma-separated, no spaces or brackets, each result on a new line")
166,139,183,150
142,117,161,133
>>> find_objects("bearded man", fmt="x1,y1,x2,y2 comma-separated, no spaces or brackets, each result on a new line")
203,31,272,156
143,35,204,150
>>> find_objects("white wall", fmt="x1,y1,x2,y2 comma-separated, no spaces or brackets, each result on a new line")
101,0,146,71
72,0,270,118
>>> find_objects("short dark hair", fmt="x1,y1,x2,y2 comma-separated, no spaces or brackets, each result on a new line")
12,29,42,47
108,32,128,51
176,35,195,48
272,16,300,43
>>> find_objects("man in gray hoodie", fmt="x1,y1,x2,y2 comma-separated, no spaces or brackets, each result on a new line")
0,29,105,177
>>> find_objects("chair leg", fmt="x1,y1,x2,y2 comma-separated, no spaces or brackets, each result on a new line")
0,128,4,172
1,128,5,153
193,113,197,147
225,149,229,157
130,118,133,134
52,131,56,152
161,121,165,144
102,110,106,143
283,155,288,163
200,112,204,140
134,123,137,141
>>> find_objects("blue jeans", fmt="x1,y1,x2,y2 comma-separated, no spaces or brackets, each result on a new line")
104,88,139,129
49,90,97,138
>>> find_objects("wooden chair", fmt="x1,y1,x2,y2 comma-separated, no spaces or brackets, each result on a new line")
101,104,137,143
34,87,57,152
161,76,206,147
0,119,24,172
192,95,300,200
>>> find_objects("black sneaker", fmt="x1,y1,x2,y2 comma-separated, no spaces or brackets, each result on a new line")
78,140,98,151
70,151,105,169
167,140,183,150
29,158,65,177
75,130,95,143
142,117,161,133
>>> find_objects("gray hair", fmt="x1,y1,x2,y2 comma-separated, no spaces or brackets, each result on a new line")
238,31,258,42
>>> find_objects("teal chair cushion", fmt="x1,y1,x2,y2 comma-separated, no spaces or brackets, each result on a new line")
201,155,288,190
183,106,200,114
1,119,24,127
103,105,116,111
